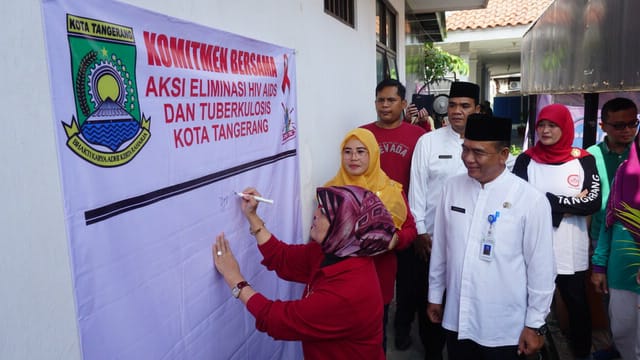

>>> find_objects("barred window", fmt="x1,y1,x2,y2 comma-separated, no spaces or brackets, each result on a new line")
324,0,355,27
376,0,397,81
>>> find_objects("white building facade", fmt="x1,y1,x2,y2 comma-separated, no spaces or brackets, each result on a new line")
1,1,405,358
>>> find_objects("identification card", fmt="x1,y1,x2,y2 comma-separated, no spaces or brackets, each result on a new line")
480,212,500,262
479,233,495,262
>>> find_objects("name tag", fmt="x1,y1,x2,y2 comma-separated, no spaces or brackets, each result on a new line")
451,206,465,213
438,155,453,159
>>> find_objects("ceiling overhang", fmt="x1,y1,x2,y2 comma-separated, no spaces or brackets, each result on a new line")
406,0,489,13
406,12,446,43
405,0,490,43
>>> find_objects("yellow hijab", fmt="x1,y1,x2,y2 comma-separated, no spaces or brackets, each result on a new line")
324,128,407,228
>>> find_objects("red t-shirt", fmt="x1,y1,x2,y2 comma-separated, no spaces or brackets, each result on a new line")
361,121,426,193
361,121,422,303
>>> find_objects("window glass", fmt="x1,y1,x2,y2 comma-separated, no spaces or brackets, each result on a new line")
387,55,398,79
387,10,396,50
377,50,386,83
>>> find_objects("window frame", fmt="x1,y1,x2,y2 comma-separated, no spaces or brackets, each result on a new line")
376,0,398,82
324,0,355,28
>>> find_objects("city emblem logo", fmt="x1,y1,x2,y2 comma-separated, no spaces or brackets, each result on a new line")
63,14,150,167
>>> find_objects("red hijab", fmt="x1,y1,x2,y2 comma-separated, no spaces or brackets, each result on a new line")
525,103,590,164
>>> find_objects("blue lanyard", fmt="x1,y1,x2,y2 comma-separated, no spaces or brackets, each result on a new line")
487,211,500,232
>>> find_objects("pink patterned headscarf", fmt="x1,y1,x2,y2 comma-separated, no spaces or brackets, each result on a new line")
316,185,395,257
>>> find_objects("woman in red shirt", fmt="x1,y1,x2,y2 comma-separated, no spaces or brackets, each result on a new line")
213,185,395,360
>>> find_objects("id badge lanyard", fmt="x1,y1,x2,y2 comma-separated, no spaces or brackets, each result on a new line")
479,211,500,261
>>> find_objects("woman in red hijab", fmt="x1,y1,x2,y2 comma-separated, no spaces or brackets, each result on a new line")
513,103,601,360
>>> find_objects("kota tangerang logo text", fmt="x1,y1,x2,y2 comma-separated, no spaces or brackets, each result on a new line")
63,14,150,167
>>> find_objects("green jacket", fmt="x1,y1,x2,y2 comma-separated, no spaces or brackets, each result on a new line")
591,221,640,293
587,140,630,240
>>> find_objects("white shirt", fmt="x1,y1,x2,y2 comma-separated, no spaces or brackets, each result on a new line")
526,159,590,274
428,169,556,346
409,126,465,235
409,126,516,235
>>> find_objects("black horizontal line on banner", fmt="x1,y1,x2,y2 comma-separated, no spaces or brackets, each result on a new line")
84,149,297,225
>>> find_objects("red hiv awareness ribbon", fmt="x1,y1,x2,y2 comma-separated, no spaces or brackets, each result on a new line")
281,54,290,94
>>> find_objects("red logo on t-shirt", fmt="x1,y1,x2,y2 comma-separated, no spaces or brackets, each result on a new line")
567,174,580,188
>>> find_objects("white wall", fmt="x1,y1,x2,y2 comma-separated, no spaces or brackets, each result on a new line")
1,1,82,359
0,0,405,358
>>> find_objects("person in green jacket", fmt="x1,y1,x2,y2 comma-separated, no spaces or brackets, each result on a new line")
588,98,637,246
591,98,640,360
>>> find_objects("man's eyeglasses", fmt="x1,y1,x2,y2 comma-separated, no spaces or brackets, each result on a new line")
375,97,400,105
605,120,639,130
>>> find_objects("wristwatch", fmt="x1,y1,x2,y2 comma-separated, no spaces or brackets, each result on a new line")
231,281,250,298
528,324,548,336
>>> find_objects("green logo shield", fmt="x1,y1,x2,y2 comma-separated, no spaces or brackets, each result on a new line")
64,14,150,167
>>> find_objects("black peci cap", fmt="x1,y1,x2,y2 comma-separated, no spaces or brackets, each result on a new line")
464,114,512,143
449,81,480,104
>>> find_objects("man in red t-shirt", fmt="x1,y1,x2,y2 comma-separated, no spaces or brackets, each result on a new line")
362,79,438,356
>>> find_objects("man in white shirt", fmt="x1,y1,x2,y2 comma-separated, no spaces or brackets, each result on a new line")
409,81,480,256
427,114,556,359
407,82,480,358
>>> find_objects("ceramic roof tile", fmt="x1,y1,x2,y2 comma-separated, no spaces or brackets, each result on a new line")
446,0,554,31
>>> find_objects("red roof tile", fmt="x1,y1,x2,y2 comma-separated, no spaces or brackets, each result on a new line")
446,0,554,31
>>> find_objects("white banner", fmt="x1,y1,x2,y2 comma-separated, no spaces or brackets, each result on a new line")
42,0,302,358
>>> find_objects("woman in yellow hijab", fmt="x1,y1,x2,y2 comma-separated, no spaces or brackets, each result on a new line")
326,128,408,228
325,127,417,352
